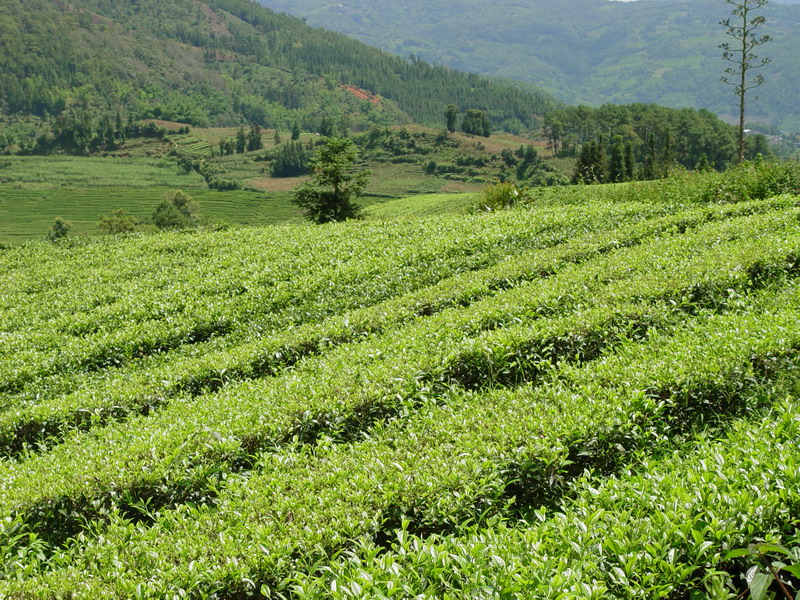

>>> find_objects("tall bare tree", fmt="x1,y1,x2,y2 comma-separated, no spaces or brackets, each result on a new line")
720,0,771,163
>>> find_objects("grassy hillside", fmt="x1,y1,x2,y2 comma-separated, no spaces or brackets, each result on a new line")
0,0,558,136
1,163,800,596
259,0,800,131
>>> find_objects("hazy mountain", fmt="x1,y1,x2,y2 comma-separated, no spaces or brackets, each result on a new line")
259,0,800,130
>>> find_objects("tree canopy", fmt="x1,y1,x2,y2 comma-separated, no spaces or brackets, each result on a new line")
546,103,738,173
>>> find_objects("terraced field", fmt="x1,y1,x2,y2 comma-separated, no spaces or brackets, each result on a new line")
1,164,800,598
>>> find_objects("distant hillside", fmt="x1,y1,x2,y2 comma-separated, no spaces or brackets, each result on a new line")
258,0,800,131
0,0,559,133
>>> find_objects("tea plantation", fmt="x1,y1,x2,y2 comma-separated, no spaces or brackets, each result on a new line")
1,162,800,598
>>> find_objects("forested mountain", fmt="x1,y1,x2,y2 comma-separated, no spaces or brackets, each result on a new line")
0,0,558,133
259,0,800,131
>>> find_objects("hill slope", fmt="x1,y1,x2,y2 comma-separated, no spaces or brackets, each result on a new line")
258,0,800,130
0,0,558,132
1,165,800,595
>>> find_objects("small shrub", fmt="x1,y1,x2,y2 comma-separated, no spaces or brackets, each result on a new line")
207,177,241,191
98,209,139,235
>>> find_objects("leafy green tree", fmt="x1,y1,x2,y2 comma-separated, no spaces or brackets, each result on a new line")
445,104,459,133
152,190,198,229
720,0,772,163
46,217,71,242
319,117,335,138
501,148,517,167
515,144,540,180
291,122,301,141
744,132,773,160
271,141,312,177
538,104,736,175
462,109,489,136
291,137,370,224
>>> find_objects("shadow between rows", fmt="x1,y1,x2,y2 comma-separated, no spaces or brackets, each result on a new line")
5,306,672,558
0,216,697,459
4,243,797,567
221,351,800,599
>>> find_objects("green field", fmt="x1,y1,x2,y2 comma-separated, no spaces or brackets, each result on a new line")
0,182,477,244
1,163,800,597
0,186,303,244
0,155,301,243
0,155,205,189
0,153,485,244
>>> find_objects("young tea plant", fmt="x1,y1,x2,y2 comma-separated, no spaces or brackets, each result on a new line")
473,181,528,211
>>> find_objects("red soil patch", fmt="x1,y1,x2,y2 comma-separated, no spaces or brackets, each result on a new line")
343,85,381,105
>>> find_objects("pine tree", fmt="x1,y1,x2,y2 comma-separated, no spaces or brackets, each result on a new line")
235,126,247,153
573,140,606,184
624,142,635,181
291,138,370,224
247,124,263,151
608,135,626,183
643,133,658,180
480,111,491,137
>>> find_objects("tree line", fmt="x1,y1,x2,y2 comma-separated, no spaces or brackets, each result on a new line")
541,103,756,182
